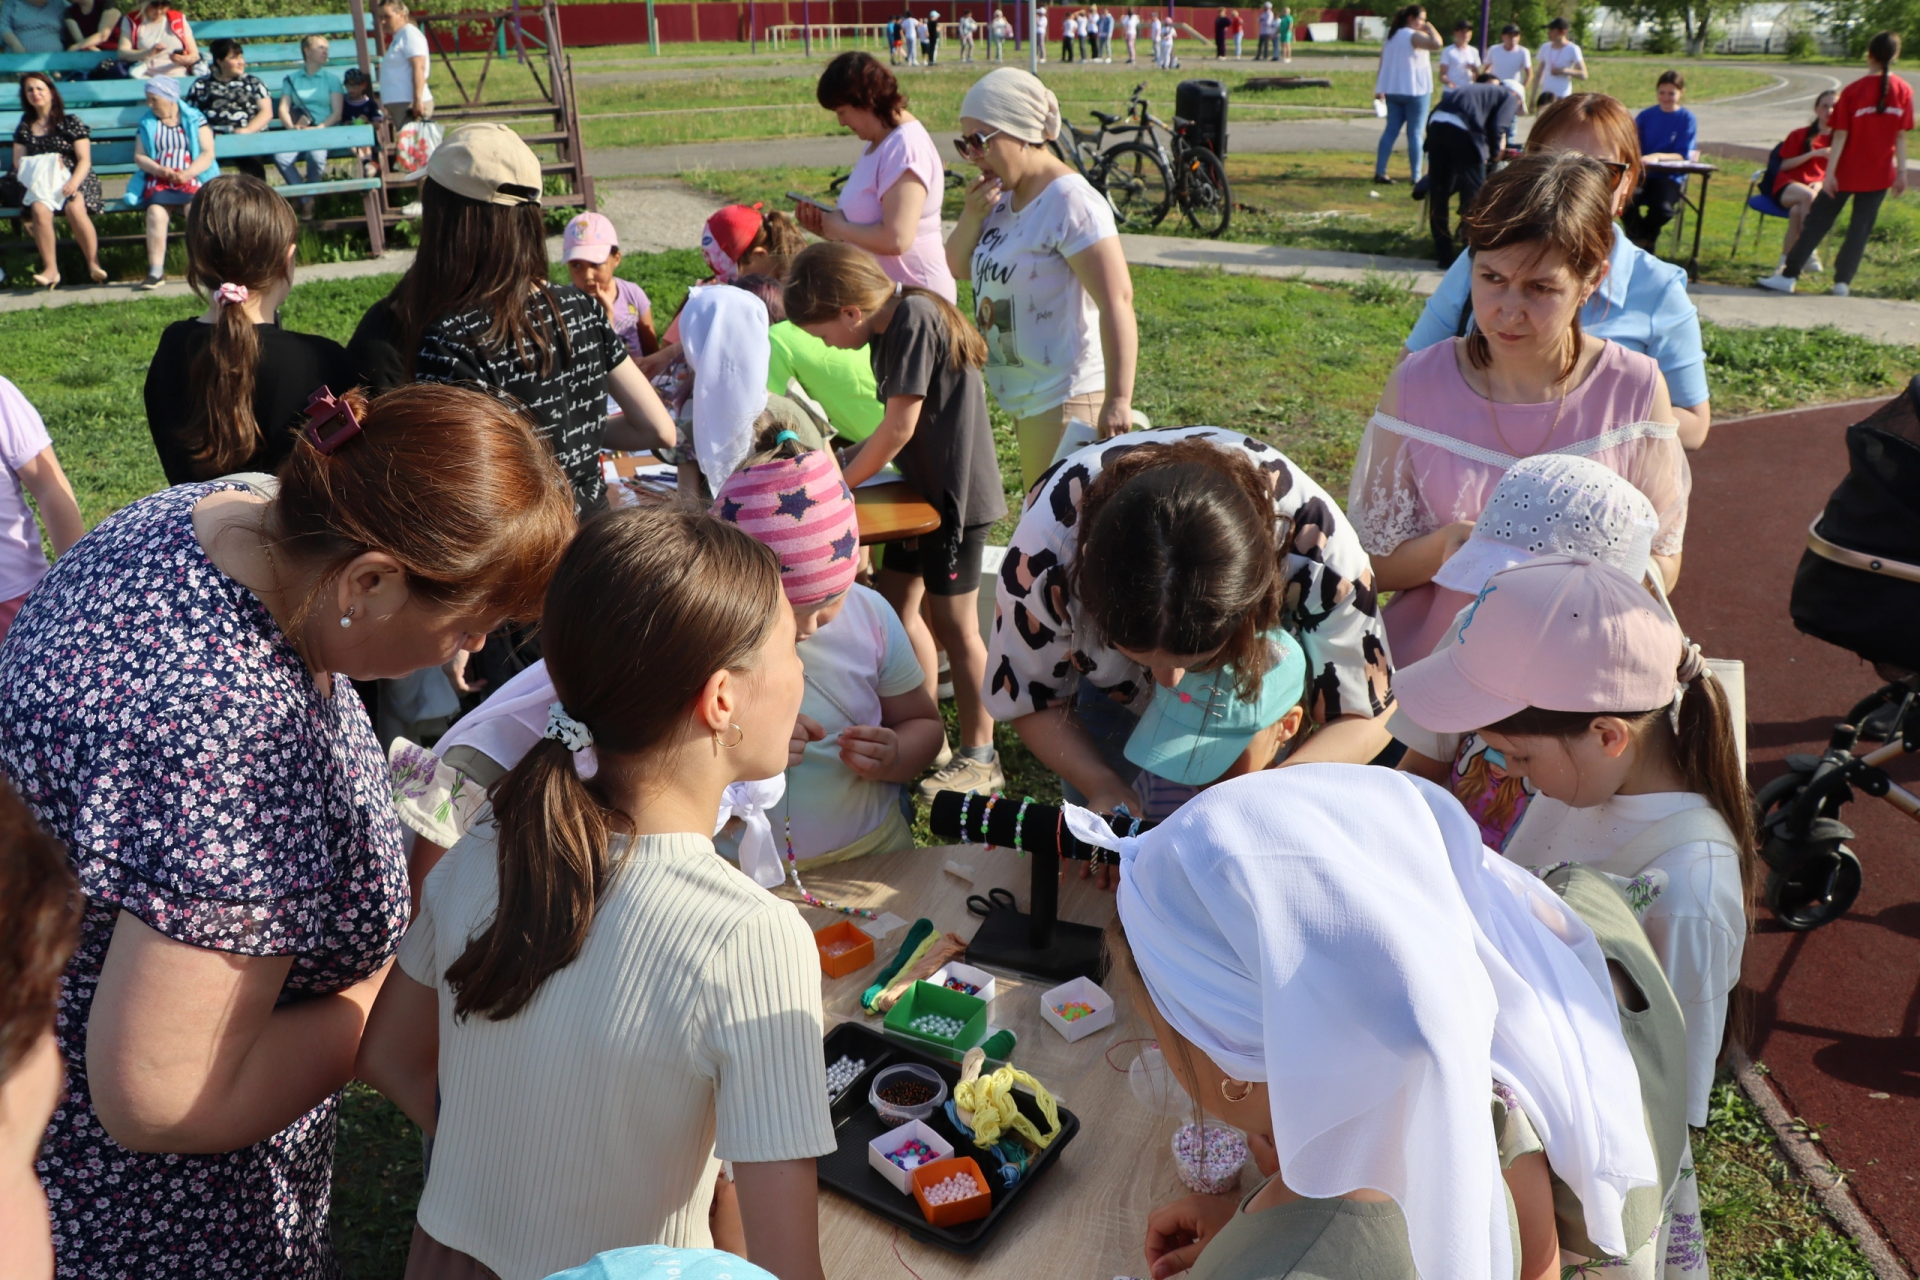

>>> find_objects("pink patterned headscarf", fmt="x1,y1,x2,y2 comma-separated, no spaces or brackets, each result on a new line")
710,450,860,606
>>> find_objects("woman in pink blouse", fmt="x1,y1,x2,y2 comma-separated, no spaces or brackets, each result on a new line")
797,51,957,303
1350,151,1689,666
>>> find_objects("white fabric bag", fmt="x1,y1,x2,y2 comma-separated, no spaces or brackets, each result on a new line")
18,153,70,210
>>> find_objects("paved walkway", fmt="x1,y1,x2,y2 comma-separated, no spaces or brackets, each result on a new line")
8,177,1920,346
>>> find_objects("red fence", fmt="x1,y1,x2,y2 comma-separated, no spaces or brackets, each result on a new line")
420,4,1372,49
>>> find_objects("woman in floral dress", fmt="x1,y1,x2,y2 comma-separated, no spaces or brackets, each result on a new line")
0,382,575,1278
6,73,105,287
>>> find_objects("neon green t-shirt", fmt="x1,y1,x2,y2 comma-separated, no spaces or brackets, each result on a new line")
1277,13,1294,37
767,321,884,443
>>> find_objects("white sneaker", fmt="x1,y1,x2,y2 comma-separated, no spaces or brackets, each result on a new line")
1755,272,1796,294
1831,281,1850,296
915,751,1006,804
400,200,423,218
1806,252,1823,273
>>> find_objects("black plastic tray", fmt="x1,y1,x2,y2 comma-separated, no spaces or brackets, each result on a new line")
817,1021,1080,1252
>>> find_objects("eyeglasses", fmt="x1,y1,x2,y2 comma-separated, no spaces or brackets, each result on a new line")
1545,147,1630,183
953,129,1004,160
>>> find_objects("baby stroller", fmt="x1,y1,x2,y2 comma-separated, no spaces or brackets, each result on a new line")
1757,375,1920,930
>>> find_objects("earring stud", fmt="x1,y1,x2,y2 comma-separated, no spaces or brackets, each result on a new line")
339,606,355,629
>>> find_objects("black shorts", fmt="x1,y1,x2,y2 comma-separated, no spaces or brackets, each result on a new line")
881,521,991,596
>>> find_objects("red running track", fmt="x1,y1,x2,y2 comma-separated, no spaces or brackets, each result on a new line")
1674,397,1920,1269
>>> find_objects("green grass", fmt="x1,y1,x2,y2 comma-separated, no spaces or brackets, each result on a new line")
0,250,1893,1278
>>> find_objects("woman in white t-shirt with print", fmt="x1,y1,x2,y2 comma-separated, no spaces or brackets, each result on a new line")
375,0,432,120
798,51,956,302
946,67,1139,491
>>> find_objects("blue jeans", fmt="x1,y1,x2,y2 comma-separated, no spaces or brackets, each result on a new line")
273,149,329,187
1375,92,1429,183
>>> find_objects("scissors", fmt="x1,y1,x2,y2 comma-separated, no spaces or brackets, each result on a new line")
966,887,1018,919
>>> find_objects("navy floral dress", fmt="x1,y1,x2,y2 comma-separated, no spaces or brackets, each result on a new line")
0,483,409,1279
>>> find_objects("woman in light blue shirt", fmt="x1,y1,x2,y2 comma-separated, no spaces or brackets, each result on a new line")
273,34,344,201
0,0,66,52
1404,91,1713,447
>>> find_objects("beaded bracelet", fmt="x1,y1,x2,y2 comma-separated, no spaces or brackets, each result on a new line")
1012,796,1033,855
958,792,975,845
981,794,999,849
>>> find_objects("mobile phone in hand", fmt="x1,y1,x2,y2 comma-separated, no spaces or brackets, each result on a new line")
788,190,837,211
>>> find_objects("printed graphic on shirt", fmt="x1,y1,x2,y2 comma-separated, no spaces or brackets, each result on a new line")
975,293,1023,366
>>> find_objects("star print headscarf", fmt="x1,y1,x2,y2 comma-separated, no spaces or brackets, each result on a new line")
711,449,861,606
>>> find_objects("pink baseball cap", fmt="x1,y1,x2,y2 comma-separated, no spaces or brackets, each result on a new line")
563,211,619,264
1393,554,1684,733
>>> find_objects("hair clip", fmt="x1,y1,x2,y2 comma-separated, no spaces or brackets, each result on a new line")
774,429,801,445
304,386,362,455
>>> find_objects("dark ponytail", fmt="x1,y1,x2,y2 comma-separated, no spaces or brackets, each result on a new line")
445,505,785,1021
182,174,297,478
1487,657,1758,1057
1868,30,1900,110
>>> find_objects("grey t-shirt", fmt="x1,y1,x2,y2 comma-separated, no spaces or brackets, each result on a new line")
870,293,1008,537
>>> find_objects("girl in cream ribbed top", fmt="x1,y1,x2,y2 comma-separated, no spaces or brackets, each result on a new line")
400,826,832,1278
357,504,836,1280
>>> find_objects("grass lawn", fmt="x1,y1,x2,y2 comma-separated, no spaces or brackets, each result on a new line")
0,250,1898,1278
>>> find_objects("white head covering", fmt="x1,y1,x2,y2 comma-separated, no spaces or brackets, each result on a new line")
958,66,1062,144
679,285,771,494
1434,454,1660,597
1070,765,1657,1280
431,660,787,885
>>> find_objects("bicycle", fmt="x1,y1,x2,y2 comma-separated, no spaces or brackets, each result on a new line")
1048,107,1169,233
1101,83,1233,238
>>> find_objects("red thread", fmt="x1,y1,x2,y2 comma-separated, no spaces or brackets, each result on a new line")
892,1226,930,1279
1104,1037,1159,1074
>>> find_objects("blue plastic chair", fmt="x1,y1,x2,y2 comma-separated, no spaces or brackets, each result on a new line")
1732,142,1790,260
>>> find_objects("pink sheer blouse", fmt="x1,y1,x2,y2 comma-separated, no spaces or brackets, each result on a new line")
1349,338,1689,662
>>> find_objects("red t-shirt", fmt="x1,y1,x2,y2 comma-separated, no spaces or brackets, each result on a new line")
1831,71,1914,192
1775,125,1833,194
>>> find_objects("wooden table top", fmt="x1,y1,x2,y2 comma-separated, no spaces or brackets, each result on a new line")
795,844,1209,1280
601,453,941,546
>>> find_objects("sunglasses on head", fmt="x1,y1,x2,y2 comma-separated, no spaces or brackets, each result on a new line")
953,129,1004,159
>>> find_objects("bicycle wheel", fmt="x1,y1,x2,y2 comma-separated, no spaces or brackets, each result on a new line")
1177,147,1232,238
1090,140,1171,232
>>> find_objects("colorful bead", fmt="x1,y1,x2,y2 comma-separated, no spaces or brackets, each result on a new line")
1172,1121,1249,1195
781,802,878,919
943,978,980,996
1013,796,1032,856
887,1139,938,1171
1056,1001,1096,1021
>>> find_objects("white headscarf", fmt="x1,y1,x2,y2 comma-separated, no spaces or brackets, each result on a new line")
1070,765,1657,1280
432,660,787,886
958,66,1062,144
679,285,771,494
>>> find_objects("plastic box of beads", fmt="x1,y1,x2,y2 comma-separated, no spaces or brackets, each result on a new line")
927,960,998,1007
814,920,876,978
815,1021,1081,1251
867,1119,956,1194
1040,976,1115,1043
882,980,988,1055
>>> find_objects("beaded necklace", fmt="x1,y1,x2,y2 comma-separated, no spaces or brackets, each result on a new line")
779,791,878,920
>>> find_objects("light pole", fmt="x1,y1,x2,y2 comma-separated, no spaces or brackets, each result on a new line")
1029,0,1038,73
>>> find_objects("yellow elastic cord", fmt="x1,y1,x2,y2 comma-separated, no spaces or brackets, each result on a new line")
953,1064,1063,1150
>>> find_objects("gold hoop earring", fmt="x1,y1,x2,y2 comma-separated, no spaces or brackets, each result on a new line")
1220,1078,1254,1104
716,723,745,749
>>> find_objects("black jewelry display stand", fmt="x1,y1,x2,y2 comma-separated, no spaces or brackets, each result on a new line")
928,791,1157,984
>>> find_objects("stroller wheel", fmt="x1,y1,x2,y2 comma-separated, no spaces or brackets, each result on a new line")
1764,847,1863,930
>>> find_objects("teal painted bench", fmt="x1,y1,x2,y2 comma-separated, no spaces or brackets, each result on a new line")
1,123,385,259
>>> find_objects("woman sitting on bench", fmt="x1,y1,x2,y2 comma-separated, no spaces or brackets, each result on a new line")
126,75,214,290
6,73,106,289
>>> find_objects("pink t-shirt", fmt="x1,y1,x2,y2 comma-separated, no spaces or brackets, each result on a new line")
839,118,957,302
0,376,54,605
1348,339,1690,663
